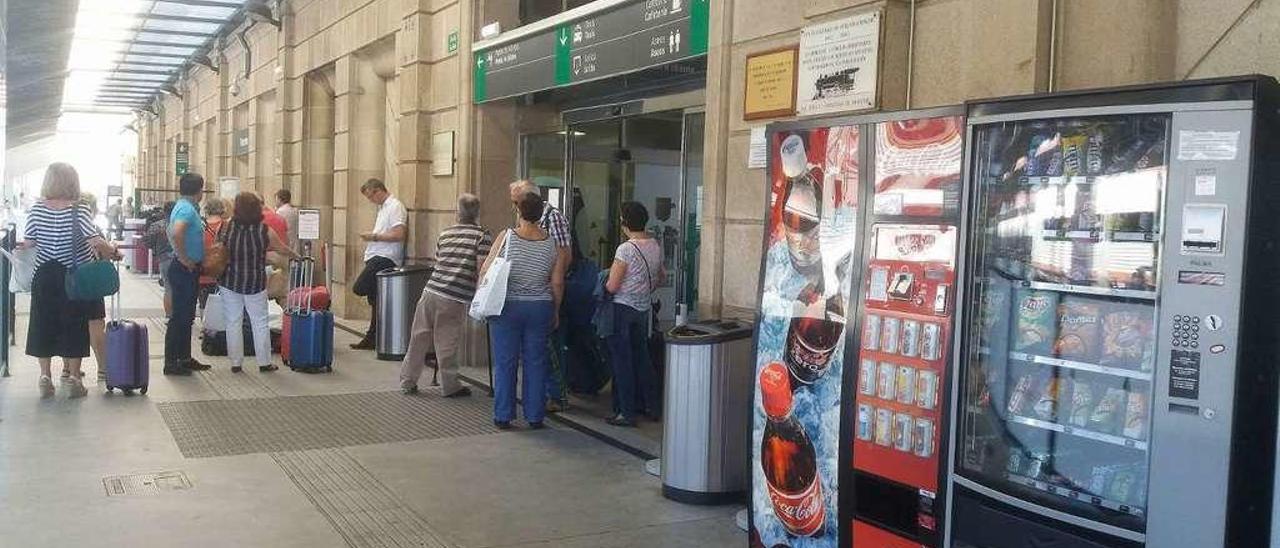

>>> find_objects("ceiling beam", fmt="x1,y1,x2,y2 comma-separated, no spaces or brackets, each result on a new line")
142,13,229,26
131,27,218,39
154,0,243,8
117,60,187,69
112,68,176,76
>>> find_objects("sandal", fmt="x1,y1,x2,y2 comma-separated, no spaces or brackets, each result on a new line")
231,366,243,373
259,364,279,372
605,414,637,427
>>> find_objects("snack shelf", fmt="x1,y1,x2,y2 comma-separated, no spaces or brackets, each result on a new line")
1008,414,1149,451
1009,352,1153,381
1030,229,1159,243
1025,280,1157,301
1005,472,1145,518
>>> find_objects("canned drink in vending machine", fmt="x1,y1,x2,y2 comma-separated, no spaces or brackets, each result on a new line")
921,322,942,361
917,369,939,410
874,409,893,446
877,362,897,400
901,320,921,358
862,314,881,351
859,359,877,396
913,418,935,457
856,404,874,441
882,316,901,354
896,366,916,405
893,413,914,452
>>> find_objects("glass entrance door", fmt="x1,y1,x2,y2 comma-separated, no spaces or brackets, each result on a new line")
566,109,703,324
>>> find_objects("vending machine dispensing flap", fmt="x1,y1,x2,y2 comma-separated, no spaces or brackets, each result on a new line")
1180,203,1226,255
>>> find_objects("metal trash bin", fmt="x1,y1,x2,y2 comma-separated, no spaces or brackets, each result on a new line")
375,264,432,361
661,319,755,504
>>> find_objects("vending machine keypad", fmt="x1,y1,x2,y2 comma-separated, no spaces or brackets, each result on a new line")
1171,315,1201,349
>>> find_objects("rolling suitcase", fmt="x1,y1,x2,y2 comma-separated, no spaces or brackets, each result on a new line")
287,257,333,372
105,289,149,394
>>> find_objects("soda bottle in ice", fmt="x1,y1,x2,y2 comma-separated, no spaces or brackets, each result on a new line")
759,362,826,537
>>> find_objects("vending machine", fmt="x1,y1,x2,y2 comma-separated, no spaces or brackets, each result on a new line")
749,108,966,548
944,76,1280,548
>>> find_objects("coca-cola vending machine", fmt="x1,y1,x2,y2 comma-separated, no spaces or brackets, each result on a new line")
750,126,861,547
845,111,966,548
750,109,965,548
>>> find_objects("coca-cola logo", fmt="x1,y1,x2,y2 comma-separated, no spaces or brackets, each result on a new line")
766,475,826,537
1021,296,1050,313
894,233,937,256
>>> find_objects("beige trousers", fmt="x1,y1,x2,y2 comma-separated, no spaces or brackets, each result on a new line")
399,290,468,394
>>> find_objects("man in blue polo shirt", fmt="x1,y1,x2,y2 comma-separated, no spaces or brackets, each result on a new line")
164,173,210,375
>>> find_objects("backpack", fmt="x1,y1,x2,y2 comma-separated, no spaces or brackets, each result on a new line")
142,220,172,256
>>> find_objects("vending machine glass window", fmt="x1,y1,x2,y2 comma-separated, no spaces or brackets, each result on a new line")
956,114,1169,533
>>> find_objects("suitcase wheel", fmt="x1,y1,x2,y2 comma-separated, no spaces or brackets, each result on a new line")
140,385,148,395
123,388,135,396
105,386,113,393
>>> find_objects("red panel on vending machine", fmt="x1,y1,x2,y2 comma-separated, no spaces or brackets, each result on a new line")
853,519,927,548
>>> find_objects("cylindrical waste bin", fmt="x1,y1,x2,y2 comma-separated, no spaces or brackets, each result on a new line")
375,264,432,361
661,319,755,505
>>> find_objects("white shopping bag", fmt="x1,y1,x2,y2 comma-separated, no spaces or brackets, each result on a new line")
0,246,36,293
468,231,510,321
202,291,227,332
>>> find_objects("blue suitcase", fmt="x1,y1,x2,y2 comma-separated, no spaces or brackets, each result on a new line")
287,257,333,373
105,293,149,394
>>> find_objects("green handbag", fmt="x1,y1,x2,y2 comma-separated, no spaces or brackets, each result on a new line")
65,210,119,301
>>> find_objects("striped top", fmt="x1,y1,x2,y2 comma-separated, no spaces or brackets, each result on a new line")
503,230,557,302
24,201,97,267
218,221,269,294
426,224,493,303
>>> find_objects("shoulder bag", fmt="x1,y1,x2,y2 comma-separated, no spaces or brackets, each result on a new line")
66,207,119,301
202,220,229,279
468,230,512,321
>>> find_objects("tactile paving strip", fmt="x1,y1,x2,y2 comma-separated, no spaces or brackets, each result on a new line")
157,391,499,458
272,448,454,548
195,368,278,400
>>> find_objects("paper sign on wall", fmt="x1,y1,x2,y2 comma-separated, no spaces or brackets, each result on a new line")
297,209,321,241
748,127,767,169
218,177,240,200
432,132,455,176
796,11,881,116
1178,130,1239,161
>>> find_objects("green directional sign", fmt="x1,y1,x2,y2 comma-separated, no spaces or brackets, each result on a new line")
473,0,710,103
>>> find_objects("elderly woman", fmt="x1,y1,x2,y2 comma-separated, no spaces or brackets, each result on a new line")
199,197,229,306
22,164,116,398
217,192,298,373
478,190,566,429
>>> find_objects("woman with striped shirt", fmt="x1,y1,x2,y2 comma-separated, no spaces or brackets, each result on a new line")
22,163,117,398
216,192,298,373
478,191,566,429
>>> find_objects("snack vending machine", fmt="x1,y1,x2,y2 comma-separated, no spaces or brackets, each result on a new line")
843,111,966,548
945,76,1280,548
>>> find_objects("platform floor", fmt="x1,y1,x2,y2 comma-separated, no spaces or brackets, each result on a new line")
0,272,744,547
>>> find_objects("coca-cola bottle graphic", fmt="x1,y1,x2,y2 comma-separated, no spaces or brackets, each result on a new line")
784,283,847,386
779,134,824,277
759,362,825,537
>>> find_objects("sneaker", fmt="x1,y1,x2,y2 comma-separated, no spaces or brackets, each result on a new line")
545,399,568,413
259,364,278,372
443,386,472,398
183,358,212,371
605,414,637,427
528,421,546,430
38,376,55,398
349,338,375,350
401,384,419,395
230,366,243,374
493,420,513,430
66,378,88,399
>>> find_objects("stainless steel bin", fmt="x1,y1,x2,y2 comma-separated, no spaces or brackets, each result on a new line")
661,319,755,504
375,264,432,361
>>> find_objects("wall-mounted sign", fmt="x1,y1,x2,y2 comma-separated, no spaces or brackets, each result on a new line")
432,131,455,176
744,46,798,120
107,185,123,198
297,208,321,241
175,142,190,175
218,176,240,200
447,30,459,54
473,0,710,103
232,129,251,157
797,11,881,116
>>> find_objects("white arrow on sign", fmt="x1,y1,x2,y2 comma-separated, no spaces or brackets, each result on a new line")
560,29,568,45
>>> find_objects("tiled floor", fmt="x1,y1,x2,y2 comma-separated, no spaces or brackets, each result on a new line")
0,272,745,547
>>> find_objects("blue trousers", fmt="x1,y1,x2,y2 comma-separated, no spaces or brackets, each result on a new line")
606,303,659,420
165,260,199,363
490,299,554,424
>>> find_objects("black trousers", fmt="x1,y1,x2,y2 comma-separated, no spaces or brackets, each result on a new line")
351,256,397,339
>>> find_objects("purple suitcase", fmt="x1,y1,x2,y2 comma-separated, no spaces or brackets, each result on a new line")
105,286,149,394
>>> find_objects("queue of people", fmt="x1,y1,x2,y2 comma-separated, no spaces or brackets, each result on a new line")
17,165,666,433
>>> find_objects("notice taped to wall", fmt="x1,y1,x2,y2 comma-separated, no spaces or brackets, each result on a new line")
796,11,880,116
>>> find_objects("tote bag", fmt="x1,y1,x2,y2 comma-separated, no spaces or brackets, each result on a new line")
65,214,119,301
468,230,511,321
0,246,35,293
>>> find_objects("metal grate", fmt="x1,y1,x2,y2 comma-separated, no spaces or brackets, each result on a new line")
157,391,500,458
102,471,193,496
273,448,455,548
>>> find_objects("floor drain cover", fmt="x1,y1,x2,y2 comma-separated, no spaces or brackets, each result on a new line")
103,471,192,496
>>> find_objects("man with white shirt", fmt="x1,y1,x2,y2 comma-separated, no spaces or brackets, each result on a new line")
350,178,407,350
274,188,299,251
